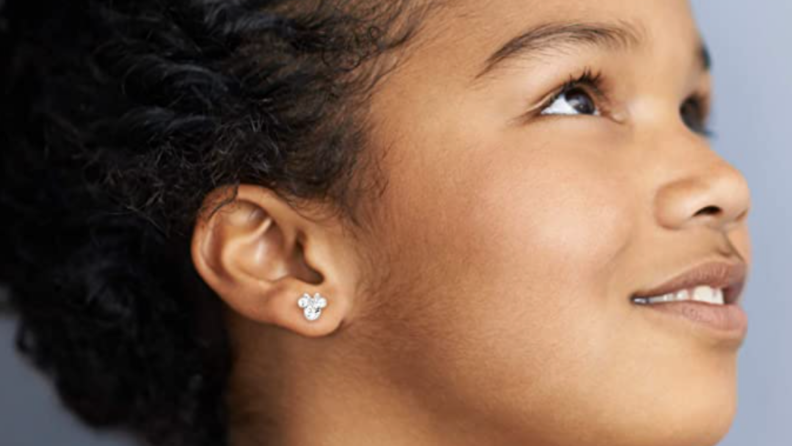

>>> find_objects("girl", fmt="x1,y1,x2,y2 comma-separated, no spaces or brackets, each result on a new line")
0,0,752,445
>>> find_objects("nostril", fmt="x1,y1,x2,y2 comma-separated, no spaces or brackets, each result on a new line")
695,205,721,217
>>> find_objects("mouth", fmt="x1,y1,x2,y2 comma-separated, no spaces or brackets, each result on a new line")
629,261,747,306
629,261,748,341
630,282,744,306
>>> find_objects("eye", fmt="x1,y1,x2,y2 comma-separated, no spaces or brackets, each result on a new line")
540,87,600,116
680,94,713,136
537,69,605,118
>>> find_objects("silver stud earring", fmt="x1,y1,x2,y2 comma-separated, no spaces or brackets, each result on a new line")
297,292,327,321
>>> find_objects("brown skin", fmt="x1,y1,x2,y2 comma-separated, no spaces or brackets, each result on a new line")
191,0,752,445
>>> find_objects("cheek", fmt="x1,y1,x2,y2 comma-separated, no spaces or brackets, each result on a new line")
445,137,636,320
371,129,639,428
472,152,630,290
444,141,635,373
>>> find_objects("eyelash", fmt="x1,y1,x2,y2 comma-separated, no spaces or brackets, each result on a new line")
534,67,715,138
535,67,608,117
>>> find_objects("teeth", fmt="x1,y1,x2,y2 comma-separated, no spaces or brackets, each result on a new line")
714,288,725,304
675,289,691,301
633,286,725,305
693,285,714,302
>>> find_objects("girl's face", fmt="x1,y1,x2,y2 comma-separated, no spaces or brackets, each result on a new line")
352,0,752,444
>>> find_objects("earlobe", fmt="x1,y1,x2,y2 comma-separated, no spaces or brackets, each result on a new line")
190,185,354,338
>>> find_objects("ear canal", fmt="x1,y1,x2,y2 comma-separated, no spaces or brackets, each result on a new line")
291,238,324,285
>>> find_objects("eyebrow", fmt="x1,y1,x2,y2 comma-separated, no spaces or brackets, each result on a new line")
473,20,711,82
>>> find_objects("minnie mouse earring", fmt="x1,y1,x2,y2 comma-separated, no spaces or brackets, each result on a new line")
297,292,327,321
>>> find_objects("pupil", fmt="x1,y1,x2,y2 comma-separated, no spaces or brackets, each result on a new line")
566,89,595,114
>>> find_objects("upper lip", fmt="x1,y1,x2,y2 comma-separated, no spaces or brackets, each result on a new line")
631,260,748,305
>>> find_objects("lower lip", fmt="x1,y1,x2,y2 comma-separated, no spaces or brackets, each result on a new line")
634,301,748,341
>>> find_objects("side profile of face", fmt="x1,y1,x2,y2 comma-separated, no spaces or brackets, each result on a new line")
192,0,752,445
354,0,751,444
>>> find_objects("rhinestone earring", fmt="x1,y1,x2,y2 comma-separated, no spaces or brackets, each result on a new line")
297,292,327,321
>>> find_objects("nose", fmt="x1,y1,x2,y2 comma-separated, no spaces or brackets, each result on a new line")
654,150,751,233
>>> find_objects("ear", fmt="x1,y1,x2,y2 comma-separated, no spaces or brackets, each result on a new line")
191,184,359,338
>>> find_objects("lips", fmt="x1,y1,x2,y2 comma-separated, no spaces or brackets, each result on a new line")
630,261,748,306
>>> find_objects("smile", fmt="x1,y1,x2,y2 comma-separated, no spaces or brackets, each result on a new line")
628,261,748,341
631,285,725,305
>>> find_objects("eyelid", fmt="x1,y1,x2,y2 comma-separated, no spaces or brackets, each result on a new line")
550,69,608,112
523,68,612,122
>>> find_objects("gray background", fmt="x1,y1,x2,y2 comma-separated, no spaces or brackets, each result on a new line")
1,1,790,445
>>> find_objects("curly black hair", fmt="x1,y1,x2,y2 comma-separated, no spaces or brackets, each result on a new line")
0,0,438,444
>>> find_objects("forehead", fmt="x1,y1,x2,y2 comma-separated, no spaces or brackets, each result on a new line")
391,0,701,81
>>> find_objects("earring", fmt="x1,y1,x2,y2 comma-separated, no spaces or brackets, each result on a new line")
297,292,328,321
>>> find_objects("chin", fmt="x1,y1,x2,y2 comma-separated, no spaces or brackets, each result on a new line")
647,406,736,446
550,355,741,446
620,379,739,446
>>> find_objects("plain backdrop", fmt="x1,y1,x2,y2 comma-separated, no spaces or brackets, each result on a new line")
1,1,790,445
